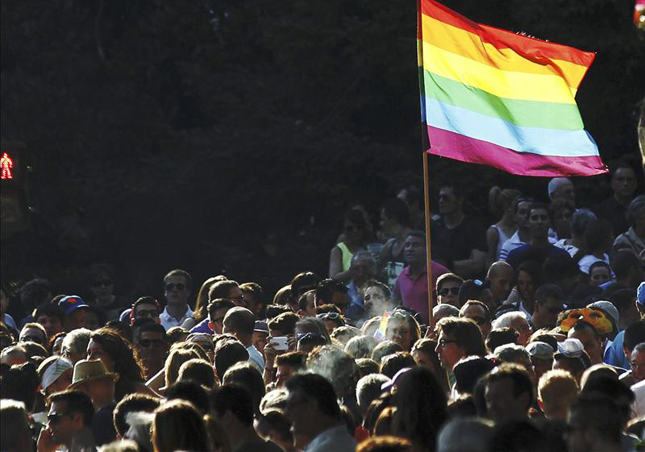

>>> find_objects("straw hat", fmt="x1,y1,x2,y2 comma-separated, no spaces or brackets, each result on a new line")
69,359,119,390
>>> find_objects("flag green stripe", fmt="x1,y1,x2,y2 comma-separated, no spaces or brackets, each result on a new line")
423,70,584,130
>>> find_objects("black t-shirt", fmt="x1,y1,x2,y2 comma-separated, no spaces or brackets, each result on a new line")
92,402,117,446
506,243,571,269
431,215,487,264
593,196,629,236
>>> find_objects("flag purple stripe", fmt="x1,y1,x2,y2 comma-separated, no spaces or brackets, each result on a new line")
426,125,607,177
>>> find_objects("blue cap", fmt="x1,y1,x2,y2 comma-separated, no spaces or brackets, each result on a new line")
637,282,645,306
58,295,89,315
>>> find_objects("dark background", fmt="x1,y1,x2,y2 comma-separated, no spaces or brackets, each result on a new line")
1,0,643,304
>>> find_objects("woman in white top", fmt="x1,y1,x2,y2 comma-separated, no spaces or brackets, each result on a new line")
486,187,521,266
577,219,615,277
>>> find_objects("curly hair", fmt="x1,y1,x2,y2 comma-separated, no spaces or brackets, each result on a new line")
90,328,144,382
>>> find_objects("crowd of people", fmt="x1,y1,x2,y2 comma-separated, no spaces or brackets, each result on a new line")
1,161,644,452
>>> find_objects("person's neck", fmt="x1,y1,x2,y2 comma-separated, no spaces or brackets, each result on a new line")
499,213,516,230
236,333,252,347
306,417,341,445
517,227,531,242
166,303,188,320
95,295,115,306
614,192,632,206
228,425,262,451
443,210,464,229
529,235,550,247
408,263,426,278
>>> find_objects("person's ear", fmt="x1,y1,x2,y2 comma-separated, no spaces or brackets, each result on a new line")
208,321,214,332
537,398,544,412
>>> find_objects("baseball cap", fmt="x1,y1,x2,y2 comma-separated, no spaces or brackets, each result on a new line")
637,282,645,306
254,320,269,334
588,301,619,329
58,295,89,315
526,341,555,360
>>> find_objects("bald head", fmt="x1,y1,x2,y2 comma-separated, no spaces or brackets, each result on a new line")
487,262,514,303
548,178,575,205
223,307,256,340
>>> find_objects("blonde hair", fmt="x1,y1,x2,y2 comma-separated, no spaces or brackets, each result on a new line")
538,369,579,417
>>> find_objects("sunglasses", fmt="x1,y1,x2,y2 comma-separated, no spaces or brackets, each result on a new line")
92,280,113,288
438,287,460,296
138,339,165,348
135,309,159,318
165,283,186,292
317,312,341,320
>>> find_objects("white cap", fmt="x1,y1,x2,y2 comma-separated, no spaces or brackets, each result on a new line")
41,357,73,391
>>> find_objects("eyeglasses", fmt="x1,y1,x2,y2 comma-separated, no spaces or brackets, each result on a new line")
47,412,72,424
138,339,165,348
437,338,458,348
165,283,186,292
438,287,460,296
92,280,113,288
297,332,324,342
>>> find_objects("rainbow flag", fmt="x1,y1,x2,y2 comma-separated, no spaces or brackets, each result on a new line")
373,311,391,342
418,0,607,177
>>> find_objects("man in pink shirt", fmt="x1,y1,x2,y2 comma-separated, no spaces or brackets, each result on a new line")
393,231,449,325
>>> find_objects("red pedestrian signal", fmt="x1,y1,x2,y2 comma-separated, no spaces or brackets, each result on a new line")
1,152,14,180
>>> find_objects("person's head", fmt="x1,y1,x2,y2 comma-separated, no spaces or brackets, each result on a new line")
537,369,579,420
0,399,33,452
131,297,161,325
568,321,603,365
385,310,421,352
88,263,115,302
489,187,522,220
47,390,94,447
222,361,265,414
19,278,52,311
345,335,378,359
240,282,265,317
177,358,215,388
290,272,322,300
211,383,254,430
512,197,533,231
315,279,350,314
527,202,551,240
532,284,565,329
624,319,645,354
435,317,486,371
87,328,144,383
297,289,317,318
380,198,412,237
275,351,307,388
493,344,534,379
609,161,638,199
206,298,235,335
492,312,532,346
403,231,426,268
436,418,493,452
0,344,27,366
486,262,514,304
61,328,91,364
38,356,74,397
295,317,332,344
567,393,623,452
307,345,359,399
343,208,370,245
631,343,645,383
625,194,645,230
460,300,492,338
164,379,210,415
285,373,341,449
392,365,448,448
611,249,643,287
362,280,393,316
584,219,613,255
588,261,611,286
163,269,192,308
19,322,47,346
349,251,378,288
69,359,118,409
553,339,591,384
35,304,65,339
268,311,299,337
433,304,460,324
192,275,226,321
549,199,575,239
133,321,168,376
485,364,533,424
379,351,416,379
112,393,160,439
0,361,40,412
58,295,91,332
222,306,255,343
548,177,575,205
453,356,496,396
208,280,244,306
516,260,544,305
438,183,464,216
436,273,464,308
152,400,209,452
214,339,248,379
356,373,390,415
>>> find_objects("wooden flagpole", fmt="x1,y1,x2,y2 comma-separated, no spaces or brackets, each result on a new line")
423,151,434,330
